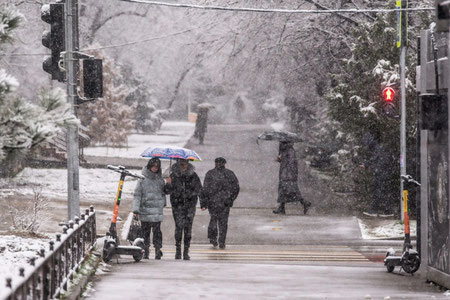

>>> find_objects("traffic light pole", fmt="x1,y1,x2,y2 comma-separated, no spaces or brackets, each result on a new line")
400,45,406,222
65,0,80,220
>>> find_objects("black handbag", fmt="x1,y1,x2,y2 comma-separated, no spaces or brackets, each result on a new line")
127,218,143,242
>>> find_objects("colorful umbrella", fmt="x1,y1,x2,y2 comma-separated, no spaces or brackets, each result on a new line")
140,146,202,161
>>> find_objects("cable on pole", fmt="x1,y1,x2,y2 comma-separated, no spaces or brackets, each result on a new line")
120,0,434,14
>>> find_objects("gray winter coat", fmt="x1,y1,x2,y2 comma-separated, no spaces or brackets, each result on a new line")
133,167,167,222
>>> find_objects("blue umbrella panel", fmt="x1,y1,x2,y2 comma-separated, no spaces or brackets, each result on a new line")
140,146,202,161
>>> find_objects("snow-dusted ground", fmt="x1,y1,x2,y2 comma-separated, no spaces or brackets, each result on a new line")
84,121,195,158
358,219,416,240
0,120,196,294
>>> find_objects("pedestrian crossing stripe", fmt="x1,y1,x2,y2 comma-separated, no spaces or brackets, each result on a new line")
159,247,370,262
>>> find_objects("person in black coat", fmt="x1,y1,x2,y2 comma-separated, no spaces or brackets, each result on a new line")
273,141,311,215
167,159,202,260
200,157,240,249
194,108,208,145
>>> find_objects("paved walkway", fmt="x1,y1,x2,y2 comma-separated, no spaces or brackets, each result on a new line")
85,123,447,299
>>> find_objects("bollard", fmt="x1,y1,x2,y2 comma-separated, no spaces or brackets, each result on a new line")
68,220,74,229
56,233,61,242
19,267,25,277
49,241,55,251
80,213,85,221
62,226,68,234
29,257,36,266
6,277,11,288
85,208,90,216
74,216,79,225
90,205,94,213
40,249,45,258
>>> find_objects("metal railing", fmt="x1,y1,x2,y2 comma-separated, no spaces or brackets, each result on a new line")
2,206,97,300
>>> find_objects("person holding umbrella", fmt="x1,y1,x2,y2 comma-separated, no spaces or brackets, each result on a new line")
133,158,171,259
166,158,202,260
257,131,311,215
273,141,311,215
200,157,240,249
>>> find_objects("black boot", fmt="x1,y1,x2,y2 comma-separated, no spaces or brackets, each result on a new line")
155,248,163,260
183,247,190,260
273,203,286,215
144,247,150,259
175,245,182,260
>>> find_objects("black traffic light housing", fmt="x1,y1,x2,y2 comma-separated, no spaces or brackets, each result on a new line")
41,3,65,82
80,59,103,99
436,0,450,32
421,94,448,131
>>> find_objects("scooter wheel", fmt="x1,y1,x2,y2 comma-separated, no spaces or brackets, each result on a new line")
133,238,145,262
103,241,116,263
385,252,395,273
402,252,421,274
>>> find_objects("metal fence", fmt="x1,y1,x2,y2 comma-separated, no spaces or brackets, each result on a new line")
2,206,97,300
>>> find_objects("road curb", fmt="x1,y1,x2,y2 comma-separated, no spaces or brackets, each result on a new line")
60,251,102,300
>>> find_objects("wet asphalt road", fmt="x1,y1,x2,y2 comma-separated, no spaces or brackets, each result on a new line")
86,124,449,299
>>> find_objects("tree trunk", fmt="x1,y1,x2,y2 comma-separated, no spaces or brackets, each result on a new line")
0,150,27,178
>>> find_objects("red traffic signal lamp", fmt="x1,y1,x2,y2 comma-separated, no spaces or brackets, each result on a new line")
382,87,395,102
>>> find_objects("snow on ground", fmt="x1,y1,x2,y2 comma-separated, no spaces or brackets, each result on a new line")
0,121,196,202
83,121,195,158
0,235,50,297
0,121,196,294
358,218,416,240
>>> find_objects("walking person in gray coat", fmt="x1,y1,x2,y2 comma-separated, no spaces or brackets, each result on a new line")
133,158,171,259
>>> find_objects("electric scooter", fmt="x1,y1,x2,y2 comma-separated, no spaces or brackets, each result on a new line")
384,174,421,274
103,165,145,263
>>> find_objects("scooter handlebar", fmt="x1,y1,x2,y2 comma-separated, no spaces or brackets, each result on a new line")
107,165,144,179
401,174,421,187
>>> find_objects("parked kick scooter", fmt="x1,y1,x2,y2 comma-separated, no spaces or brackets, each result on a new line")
103,165,145,263
384,174,421,274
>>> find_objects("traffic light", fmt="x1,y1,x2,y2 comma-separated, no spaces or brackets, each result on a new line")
41,3,65,82
80,59,103,99
436,0,450,32
382,87,395,102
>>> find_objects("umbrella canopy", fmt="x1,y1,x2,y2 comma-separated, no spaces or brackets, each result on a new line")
141,146,202,161
197,102,215,110
257,131,303,144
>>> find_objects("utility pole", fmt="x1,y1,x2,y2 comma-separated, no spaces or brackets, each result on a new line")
397,0,408,221
65,0,80,220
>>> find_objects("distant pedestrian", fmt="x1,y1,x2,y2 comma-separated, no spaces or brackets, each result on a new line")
194,107,208,145
200,157,240,249
273,141,311,215
234,96,245,121
133,158,171,259
167,159,202,260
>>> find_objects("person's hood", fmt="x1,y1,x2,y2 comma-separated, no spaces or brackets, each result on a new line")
141,166,161,180
171,162,196,177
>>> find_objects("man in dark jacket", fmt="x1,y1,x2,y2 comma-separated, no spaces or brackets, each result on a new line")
273,141,311,215
167,159,202,260
200,157,240,249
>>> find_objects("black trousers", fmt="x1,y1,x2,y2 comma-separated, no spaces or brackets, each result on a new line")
172,206,196,248
208,207,230,246
141,221,162,249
